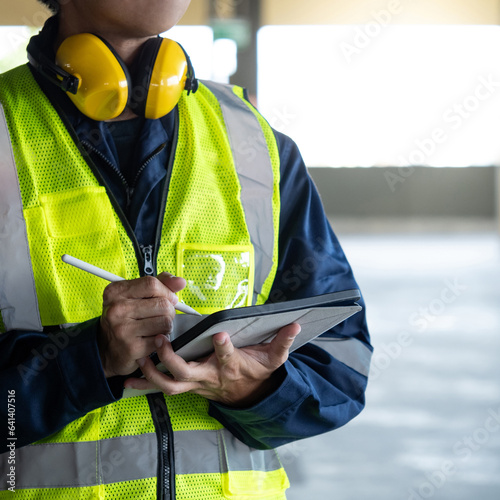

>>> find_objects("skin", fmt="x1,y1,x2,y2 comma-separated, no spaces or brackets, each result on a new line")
57,0,301,407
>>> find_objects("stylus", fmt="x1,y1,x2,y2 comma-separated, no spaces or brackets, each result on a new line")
61,254,201,316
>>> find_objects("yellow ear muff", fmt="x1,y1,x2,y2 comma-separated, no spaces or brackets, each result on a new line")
131,38,188,120
145,39,188,119
55,33,130,121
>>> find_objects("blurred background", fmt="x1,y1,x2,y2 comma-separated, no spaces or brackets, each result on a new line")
2,0,499,498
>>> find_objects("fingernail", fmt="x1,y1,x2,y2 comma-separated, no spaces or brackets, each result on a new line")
137,357,146,367
214,337,226,346
155,336,164,348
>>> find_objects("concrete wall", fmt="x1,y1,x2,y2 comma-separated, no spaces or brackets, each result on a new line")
308,166,497,222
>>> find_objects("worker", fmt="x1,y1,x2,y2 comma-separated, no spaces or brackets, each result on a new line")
0,0,372,498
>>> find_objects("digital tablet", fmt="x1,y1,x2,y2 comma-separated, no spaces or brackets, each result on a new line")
167,289,362,363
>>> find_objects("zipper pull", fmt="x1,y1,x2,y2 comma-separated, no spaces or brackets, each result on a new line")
141,244,155,276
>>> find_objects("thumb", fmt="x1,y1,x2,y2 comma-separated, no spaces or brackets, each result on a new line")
267,323,301,363
156,272,187,294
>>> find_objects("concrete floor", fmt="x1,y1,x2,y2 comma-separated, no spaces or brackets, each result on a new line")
281,232,500,500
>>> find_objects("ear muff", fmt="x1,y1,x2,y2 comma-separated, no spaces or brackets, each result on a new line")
55,33,131,121
27,29,198,121
130,37,194,119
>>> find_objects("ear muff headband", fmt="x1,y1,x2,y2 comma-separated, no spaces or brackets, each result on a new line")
55,33,131,121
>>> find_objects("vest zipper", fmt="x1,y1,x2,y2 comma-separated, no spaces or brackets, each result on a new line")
150,110,180,275
80,136,170,277
81,139,135,209
43,90,179,499
141,244,155,275
133,142,166,188
147,393,176,500
76,140,148,272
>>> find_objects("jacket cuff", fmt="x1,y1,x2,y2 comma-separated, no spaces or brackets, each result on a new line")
55,318,124,411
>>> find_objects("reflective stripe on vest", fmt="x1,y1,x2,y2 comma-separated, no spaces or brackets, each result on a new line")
202,81,274,305
0,429,285,490
0,105,42,332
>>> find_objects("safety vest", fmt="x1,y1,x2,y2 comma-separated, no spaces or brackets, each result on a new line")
0,65,288,499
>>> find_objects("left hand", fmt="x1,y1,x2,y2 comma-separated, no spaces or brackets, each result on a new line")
123,323,301,407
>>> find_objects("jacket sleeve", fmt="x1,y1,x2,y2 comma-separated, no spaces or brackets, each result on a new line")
0,319,123,451
209,130,372,449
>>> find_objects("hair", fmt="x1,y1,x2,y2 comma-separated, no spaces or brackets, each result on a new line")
38,0,59,14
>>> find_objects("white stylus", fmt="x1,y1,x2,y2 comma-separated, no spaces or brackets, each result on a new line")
61,254,201,316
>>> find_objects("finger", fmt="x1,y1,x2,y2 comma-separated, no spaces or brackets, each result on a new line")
212,332,235,365
130,335,159,358
156,273,187,294
123,375,157,391
103,275,179,302
133,316,176,338
136,354,197,395
123,297,176,321
154,335,203,382
102,300,176,337
266,323,301,362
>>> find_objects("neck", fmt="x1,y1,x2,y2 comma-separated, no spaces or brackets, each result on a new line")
56,29,150,67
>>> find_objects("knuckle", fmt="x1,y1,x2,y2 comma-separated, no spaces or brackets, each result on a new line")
218,351,233,362
142,276,162,295
162,386,178,396
159,314,174,334
105,302,128,322
156,296,174,313
102,284,116,304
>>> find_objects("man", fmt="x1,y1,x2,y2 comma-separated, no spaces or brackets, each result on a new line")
0,0,372,498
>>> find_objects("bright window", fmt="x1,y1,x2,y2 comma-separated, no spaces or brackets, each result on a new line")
0,26,37,73
161,26,215,80
257,25,500,167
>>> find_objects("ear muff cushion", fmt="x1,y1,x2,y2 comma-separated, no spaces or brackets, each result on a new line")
131,38,188,120
56,33,131,121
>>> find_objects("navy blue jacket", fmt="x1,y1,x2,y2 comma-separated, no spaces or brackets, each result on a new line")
0,57,371,452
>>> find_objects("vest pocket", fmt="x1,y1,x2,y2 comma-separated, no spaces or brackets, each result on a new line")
24,186,127,325
176,243,255,315
218,430,289,500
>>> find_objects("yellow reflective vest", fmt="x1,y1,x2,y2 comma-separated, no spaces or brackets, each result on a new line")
0,65,288,499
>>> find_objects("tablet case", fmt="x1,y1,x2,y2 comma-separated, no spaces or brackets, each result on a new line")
167,289,362,362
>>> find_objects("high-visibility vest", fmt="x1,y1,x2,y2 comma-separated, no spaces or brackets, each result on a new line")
0,65,288,499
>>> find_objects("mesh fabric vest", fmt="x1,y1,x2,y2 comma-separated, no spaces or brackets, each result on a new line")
0,65,287,499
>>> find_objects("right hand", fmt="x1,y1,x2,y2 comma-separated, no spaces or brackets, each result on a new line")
98,273,186,378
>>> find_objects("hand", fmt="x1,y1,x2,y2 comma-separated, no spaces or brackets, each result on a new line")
98,273,186,378
124,323,302,407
